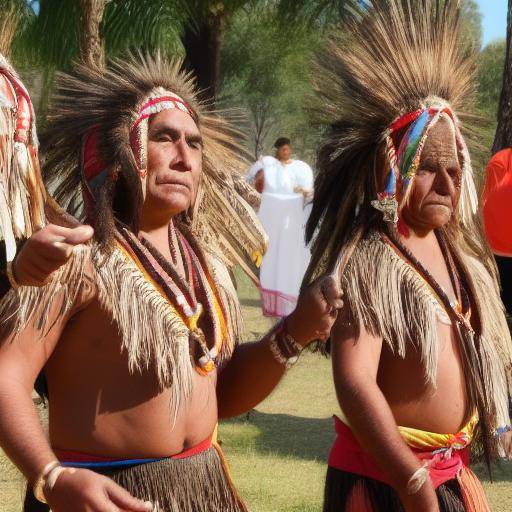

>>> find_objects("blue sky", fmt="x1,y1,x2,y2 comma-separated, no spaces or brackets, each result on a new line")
478,0,507,46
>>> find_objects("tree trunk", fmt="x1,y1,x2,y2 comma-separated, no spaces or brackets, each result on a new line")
79,0,107,68
182,6,225,102
493,0,512,154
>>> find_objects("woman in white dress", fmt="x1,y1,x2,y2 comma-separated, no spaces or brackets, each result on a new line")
247,138,314,317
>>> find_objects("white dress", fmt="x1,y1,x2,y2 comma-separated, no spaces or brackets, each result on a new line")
247,156,314,317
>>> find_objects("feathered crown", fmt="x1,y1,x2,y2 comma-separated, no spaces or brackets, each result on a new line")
305,0,484,281
42,52,267,281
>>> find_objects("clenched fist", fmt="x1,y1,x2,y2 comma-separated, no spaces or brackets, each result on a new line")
13,224,94,287
286,275,344,347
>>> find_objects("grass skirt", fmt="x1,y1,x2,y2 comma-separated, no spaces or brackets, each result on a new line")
323,466,489,512
23,445,248,512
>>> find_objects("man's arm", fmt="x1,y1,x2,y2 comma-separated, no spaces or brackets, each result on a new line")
217,275,343,418
331,318,439,512
0,276,151,512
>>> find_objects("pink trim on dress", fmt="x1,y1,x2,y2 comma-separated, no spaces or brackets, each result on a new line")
260,287,297,318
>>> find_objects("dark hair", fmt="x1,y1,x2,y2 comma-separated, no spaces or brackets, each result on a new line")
274,137,291,149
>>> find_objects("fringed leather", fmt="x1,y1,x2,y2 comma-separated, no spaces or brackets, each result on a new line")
0,244,90,339
343,232,441,384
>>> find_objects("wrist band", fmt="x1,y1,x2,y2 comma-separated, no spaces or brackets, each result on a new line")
46,466,76,493
32,460,60,503
6,260,20,290
267,319,302,369
406,462,429,495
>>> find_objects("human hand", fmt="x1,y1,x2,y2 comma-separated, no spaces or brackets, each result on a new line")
45,467,154,512
286,275,343,347
13,224,94,286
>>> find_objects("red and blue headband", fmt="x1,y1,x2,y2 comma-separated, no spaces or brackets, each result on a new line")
81,89,195,207
372,104,457,223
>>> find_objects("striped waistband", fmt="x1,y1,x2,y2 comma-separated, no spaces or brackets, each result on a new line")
55,437,213,470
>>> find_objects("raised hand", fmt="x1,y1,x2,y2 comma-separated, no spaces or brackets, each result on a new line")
13,224,94,287
286,275,344,347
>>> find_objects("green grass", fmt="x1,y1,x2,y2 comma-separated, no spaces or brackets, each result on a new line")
1,269,511,510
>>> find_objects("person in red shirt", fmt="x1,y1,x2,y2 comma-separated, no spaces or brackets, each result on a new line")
482,148,512,314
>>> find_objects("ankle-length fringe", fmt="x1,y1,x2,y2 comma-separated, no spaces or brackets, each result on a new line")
323,467,484,512
23,446,248,512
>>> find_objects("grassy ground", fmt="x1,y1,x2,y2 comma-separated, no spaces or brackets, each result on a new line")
1,269,511,510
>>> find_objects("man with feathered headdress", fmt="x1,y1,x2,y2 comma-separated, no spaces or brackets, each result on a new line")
0,49,343,511
304,1,512,511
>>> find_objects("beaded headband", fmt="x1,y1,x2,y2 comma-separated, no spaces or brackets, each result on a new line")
372,104,457,223
81,88,196,207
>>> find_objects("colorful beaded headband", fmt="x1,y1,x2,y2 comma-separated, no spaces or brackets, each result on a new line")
81,88,196,207
372,105,455,223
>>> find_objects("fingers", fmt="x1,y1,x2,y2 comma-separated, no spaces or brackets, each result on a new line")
107,483,154,512
62,225,94,245
40,224,94,245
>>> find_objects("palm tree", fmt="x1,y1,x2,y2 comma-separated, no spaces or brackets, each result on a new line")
79,0,108,67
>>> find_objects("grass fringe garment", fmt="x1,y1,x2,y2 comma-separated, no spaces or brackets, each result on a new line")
23,445,248,512
323,467,488,512
342,231,511,430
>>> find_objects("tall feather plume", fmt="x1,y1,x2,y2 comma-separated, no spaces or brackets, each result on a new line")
304,0,484,284
42,53,266,275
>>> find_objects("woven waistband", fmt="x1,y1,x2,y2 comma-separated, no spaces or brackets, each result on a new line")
55,437,212,469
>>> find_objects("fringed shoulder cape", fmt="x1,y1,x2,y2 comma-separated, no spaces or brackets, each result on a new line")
341,230,512,431
0,237,242,419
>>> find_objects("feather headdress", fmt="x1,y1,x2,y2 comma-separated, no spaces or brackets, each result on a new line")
0,14,47,262
42,52,267,282
305,0,486,281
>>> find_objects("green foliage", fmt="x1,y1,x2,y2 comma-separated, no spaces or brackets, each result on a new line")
221,2,328,161
477,40,506,118
461,0,483,50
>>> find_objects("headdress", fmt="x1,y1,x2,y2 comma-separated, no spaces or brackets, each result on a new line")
305,0,482,281
0,51,46,262
42,53,267,282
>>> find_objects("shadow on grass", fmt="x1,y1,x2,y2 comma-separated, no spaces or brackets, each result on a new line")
224,410,335,462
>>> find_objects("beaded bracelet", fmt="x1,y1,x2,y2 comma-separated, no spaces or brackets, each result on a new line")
267,319,302,369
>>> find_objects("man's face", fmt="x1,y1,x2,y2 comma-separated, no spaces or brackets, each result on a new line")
143,108,203,220
276,144,292,161
401,116,462,233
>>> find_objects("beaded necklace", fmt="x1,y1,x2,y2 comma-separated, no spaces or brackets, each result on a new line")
116,222,225,375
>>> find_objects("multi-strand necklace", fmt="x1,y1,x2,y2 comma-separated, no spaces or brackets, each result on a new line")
117,221,224,375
